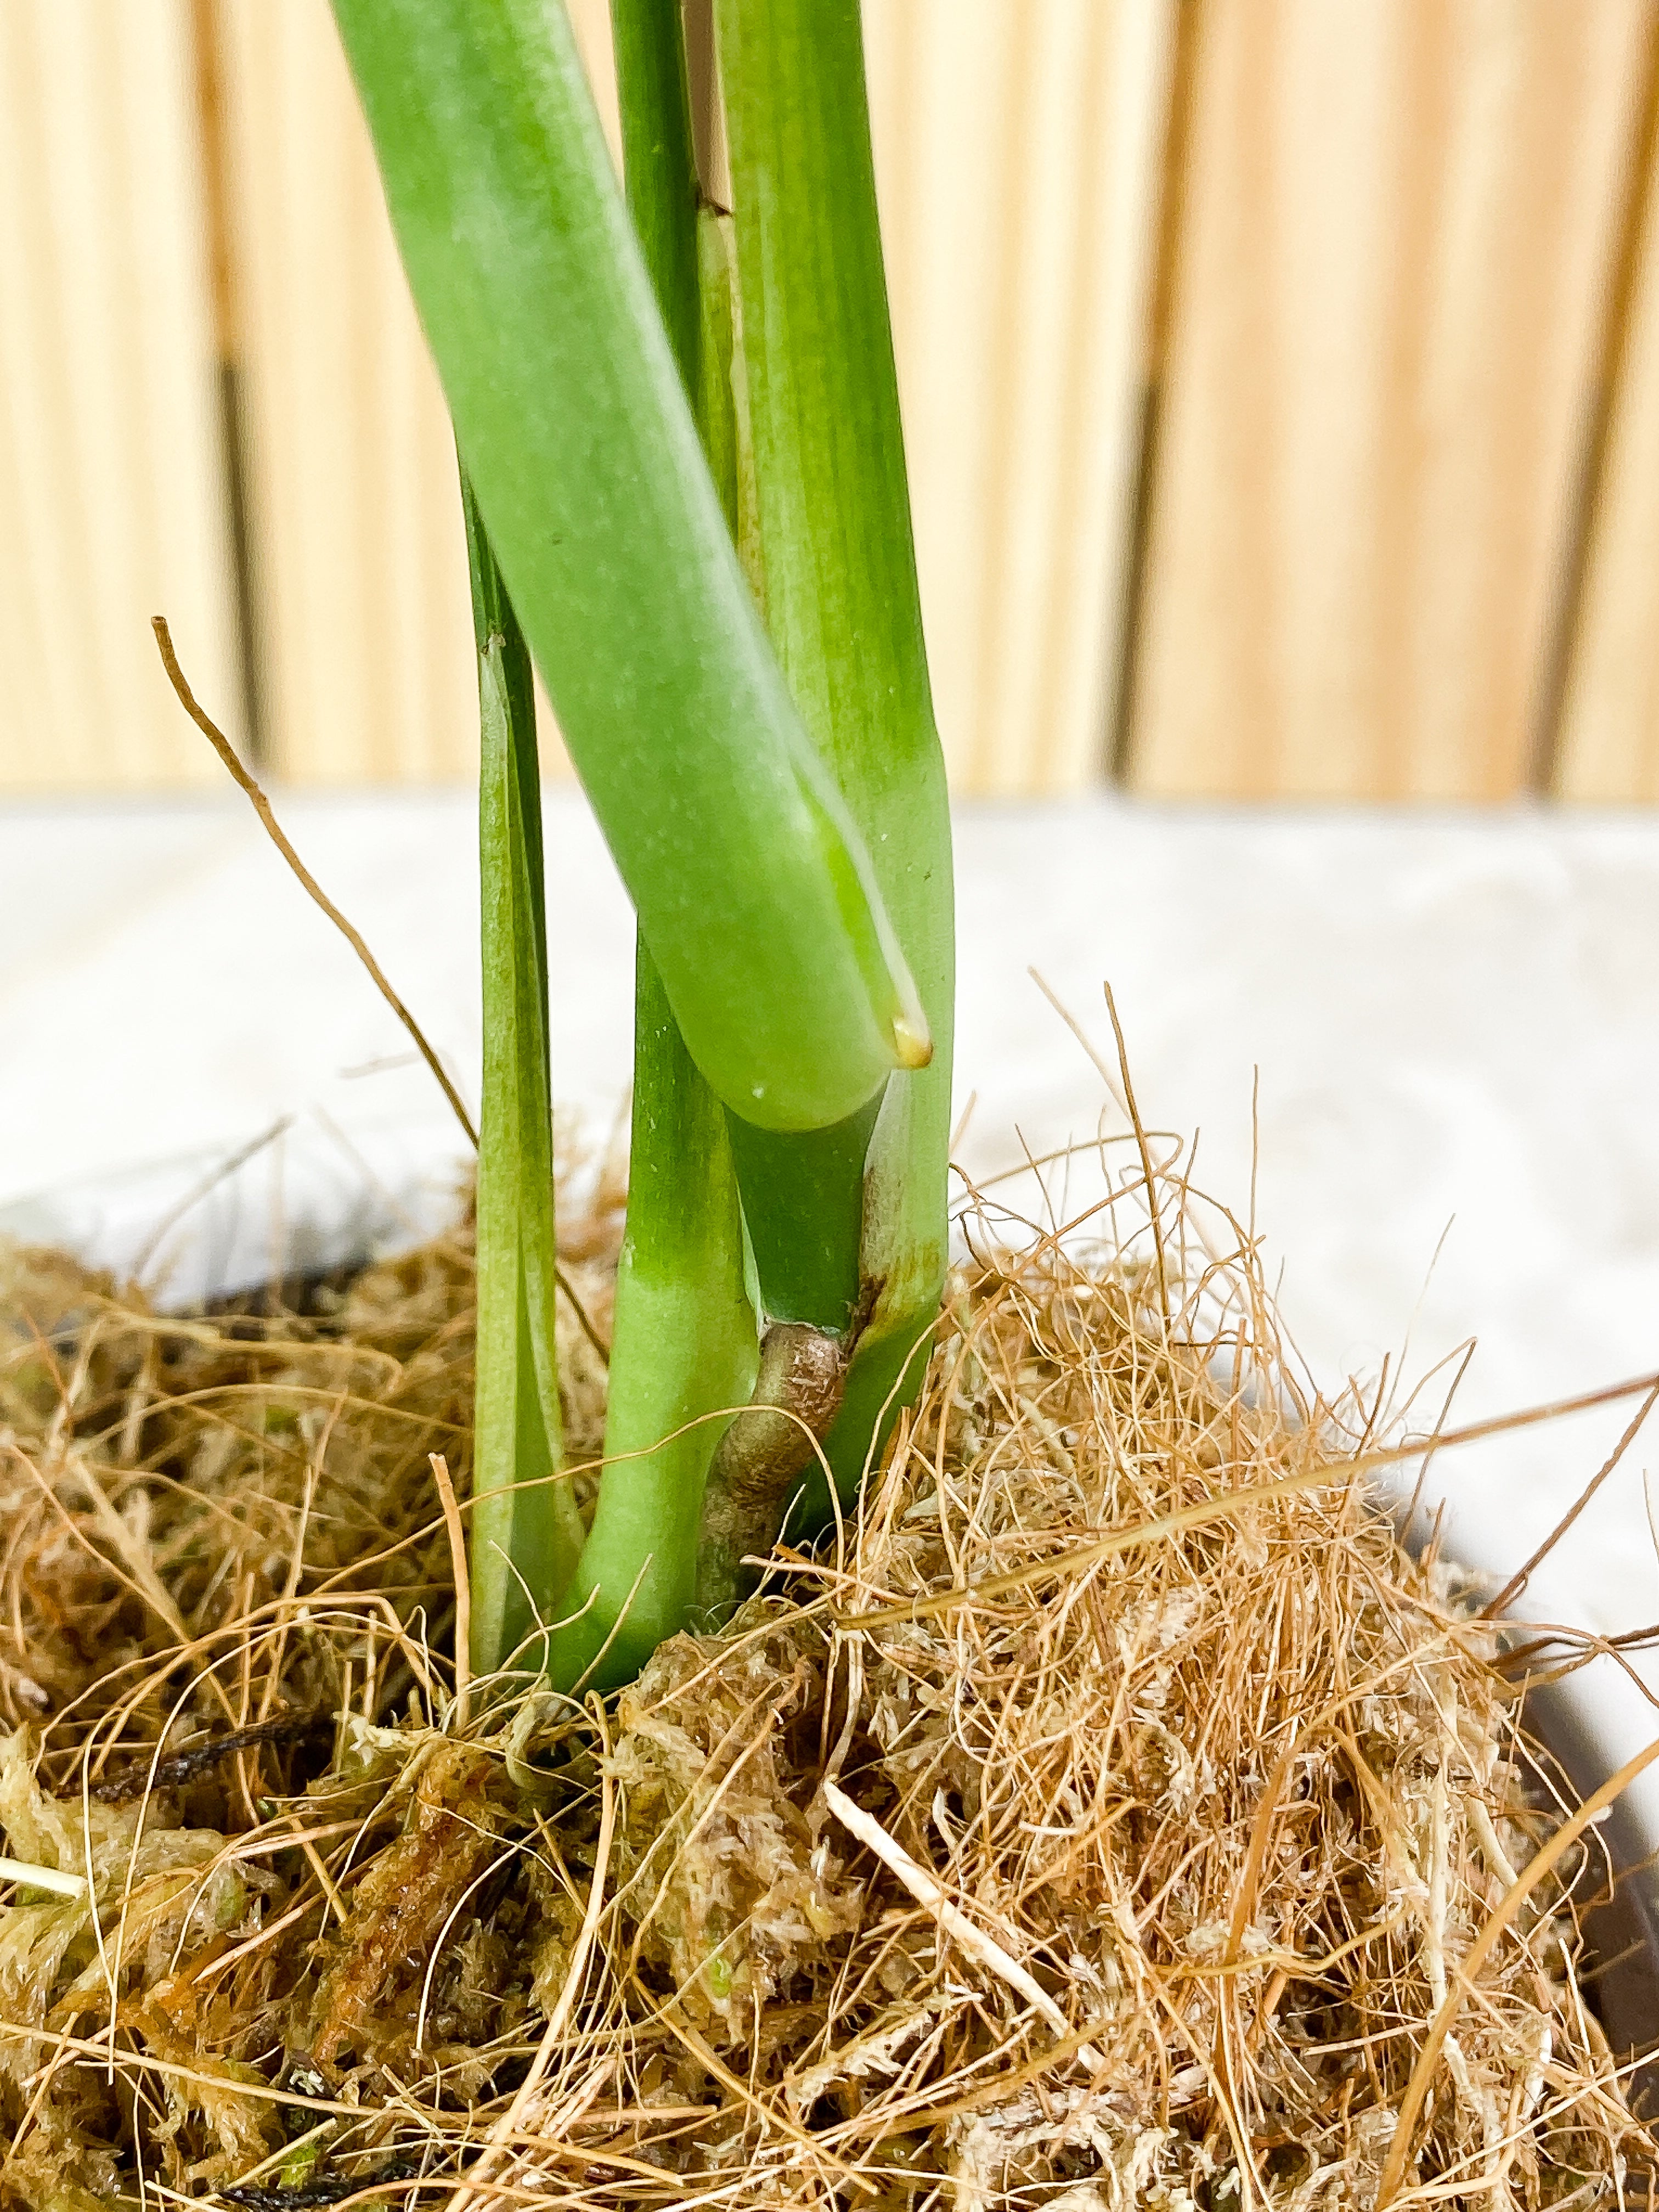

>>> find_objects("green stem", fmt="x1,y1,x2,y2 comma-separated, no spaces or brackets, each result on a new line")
463,474,585,1675
608,0,702,391
714,0,955,1501
549,944,756,1688
723,1102,876,1331
548,4,758,1691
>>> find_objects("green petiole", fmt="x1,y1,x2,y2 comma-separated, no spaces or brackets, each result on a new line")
545,0,759,1691
714,0,956,1507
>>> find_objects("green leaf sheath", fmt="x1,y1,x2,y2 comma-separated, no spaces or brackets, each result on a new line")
608,0,702,393
465,479,585,1673
547,0,758,1693
715,0,956,1483
330,0,926,1133
549,946,758,1689
463,472,548,981
697,210,744,569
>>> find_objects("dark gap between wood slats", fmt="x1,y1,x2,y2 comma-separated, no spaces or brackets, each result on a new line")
191,0,268,773
1527,3,1659,799
1109,0,1203,787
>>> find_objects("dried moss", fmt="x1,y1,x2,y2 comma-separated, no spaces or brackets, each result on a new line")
0,1140,1650,2211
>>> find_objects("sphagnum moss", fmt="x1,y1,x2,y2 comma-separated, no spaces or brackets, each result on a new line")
0,1139,1647,2211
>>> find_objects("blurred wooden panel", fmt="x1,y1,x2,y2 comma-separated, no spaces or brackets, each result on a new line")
1128,1,1651,800
0,0,238,793
219,0,469,783
1556,66,1659,802
864,0,1175,795
218,0,619,785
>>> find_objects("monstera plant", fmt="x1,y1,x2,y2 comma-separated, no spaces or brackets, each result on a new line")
328,0,953,1690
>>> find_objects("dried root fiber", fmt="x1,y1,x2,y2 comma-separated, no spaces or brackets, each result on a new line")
0,1138,1650,2212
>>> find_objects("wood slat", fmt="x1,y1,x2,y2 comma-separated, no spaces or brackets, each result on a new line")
0,0,239,793
218,0,619,785
864,0,1174,795
219,0,467,785
1555,47,1659,803
1128,0,1651,801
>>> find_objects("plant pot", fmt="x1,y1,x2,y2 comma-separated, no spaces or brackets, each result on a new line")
1526,1677,1659,2119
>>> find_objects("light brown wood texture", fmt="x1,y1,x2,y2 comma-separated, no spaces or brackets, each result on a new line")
0,0,239,793
865,0,1174,794
13,5,1659,803
1128,0,1653,801
1556,71,1659,802
218,0,618,785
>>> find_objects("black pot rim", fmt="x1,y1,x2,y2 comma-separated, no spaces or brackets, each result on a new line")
1525,1680,1659,2125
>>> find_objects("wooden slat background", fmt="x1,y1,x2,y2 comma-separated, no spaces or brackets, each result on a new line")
1130,0,1653,800
865,0,1173,793
3,1,1659,803
218,0,476,784
1557,43,1659,800
0,0,239,792
217,0,616,784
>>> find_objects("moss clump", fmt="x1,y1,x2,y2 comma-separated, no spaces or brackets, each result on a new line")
0,1149,1649,2209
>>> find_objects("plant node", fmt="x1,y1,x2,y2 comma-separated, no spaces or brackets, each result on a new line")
694,1321,847,1620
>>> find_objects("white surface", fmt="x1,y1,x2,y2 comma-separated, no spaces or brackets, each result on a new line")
4,786,1659,1802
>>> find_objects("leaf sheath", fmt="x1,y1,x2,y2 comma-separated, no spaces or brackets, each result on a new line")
466,478,585,1673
